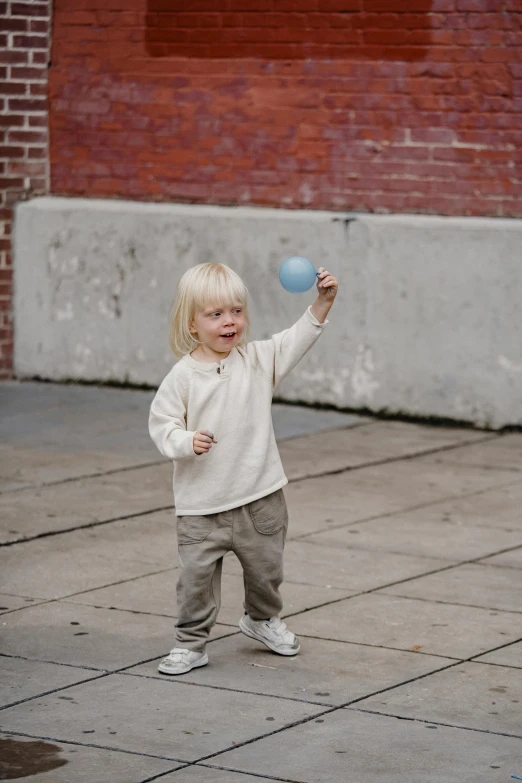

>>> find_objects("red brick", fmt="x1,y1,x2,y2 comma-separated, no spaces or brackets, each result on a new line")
29,82,47,96
28,114,48,127
0,146,25,158
0,51,28,65
12,34,48,48
0,81,27,95
0,18,28,32
10,3,49,17
10,66,47,80
27,146,47,159
30,19,50,33
8,97,46,112
43,4,522,220
0,114,25,128
31,52,48,64
9,160,46,175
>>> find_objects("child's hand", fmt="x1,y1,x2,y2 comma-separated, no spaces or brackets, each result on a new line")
316,267,338,301
193,430,217,455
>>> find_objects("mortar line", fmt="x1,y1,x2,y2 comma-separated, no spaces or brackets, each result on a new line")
196,762,307,783
376,590,522,615
471,660,522,670
0,506,175,548
0,652,105,672
0,432,508,549
478,560,522,571
0,669,113,713
0,421,375,498
0,410,486,499
467,636,522,661
347,707,522,740
137,765,191,783
0,459,166,496
284,431,500,484
2,638,519,759
0,567,176,615
277,539,522,622
193,647,522,764
0,729,187,762
289,470,522,541
118,670,334,708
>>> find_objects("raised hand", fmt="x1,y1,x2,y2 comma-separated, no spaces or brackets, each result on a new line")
316,267,338,301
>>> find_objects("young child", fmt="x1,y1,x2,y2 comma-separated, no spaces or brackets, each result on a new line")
149,261,338,675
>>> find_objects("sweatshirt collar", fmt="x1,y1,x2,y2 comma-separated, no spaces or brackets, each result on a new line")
182,348,238,372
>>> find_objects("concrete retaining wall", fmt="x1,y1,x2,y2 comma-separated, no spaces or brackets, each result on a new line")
14,197,522,428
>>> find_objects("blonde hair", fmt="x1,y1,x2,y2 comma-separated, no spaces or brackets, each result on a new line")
169,263,249,358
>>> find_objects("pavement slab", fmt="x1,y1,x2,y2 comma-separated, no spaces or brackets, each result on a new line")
0,443,161,495
285,462,519,542
382,563,522,614
279,420,490,480
0,600,234,671
0,657,100,709
474,642,522,668
66,567,353,627
2,381,521,782
357,661,522,736
0,732,180,782
289,593,522,659
430,433,522,473
406,480,522,531
209,708,520,782
0,514,179,599
0,382,363,492
0,464,174,544
271,403,368,439
129,634,454,707
0,673,320,763
260,540,446,591
301,511,522,561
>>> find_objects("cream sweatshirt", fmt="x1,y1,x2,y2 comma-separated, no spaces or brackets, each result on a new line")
149,307,328,515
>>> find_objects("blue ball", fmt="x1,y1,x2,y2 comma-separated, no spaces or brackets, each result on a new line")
279,256,318,293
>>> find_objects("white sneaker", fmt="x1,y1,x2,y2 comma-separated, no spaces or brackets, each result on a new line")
158,647,208,675
239,614,300,656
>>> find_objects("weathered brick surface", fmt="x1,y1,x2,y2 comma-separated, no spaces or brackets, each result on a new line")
0,0,51,377
49,0,522,219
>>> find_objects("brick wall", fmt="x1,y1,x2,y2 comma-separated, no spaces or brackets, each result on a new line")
50,1,522,218
0,0,50,378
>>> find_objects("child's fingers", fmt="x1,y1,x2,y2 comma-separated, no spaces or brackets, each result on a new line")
317,274,336,289
198,429,217,443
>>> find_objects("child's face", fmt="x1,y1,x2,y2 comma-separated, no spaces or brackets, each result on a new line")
190,301,246,358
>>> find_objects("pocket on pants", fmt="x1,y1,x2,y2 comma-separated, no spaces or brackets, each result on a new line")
176,514,213,545
248,489,288,535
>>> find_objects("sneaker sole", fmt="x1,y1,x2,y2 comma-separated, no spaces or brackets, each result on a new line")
239,616,300,656
158,653,208,676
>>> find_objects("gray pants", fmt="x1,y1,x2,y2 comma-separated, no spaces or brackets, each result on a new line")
175,488,288,652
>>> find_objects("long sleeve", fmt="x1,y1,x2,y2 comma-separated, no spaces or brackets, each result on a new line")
247,306,328,389
149,367,197,461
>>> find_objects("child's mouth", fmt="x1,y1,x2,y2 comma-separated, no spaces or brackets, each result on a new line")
221,333,236,341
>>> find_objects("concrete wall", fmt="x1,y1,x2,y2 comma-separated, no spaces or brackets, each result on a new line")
14,196,522,428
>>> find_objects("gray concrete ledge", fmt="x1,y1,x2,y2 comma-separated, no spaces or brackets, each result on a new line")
14,197,522,428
